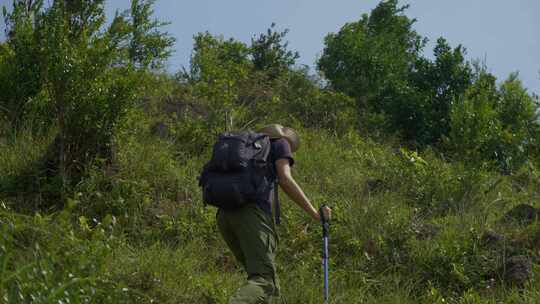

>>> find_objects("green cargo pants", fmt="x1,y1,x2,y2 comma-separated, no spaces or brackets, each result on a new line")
217,204,280,304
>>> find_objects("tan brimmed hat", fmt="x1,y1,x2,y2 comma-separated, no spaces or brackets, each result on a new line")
258,124,300,152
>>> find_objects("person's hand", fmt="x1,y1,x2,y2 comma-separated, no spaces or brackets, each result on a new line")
318,205,332,223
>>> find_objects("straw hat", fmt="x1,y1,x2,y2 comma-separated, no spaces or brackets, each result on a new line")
258,124,300,152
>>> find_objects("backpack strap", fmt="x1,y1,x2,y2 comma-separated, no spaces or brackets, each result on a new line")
274,180,281,225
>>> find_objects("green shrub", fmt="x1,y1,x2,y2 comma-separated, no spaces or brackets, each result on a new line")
0,203,140,303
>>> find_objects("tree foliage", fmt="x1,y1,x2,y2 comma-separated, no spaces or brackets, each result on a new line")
128,0,175,69
318,0,424,104
447,71,501,166
447,69,539,173
317,0,539,172
0,0,44,127
0,0,174,201
251,23,299,79
185,32,252,128
406,38,472,145
1,0,539,204
318,1,475,147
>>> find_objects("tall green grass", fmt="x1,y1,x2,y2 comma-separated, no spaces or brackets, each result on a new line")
2,116,540,303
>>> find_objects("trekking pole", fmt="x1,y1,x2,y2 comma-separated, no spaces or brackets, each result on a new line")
319,205,330,303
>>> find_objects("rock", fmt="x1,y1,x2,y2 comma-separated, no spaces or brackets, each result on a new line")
504,255,532,287
412,223,441,240
361,239,378,257
481,230,505,247
364,178,384,193
502,204,539,225
151,121,169,139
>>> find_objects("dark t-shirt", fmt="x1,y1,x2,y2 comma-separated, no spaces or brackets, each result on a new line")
256,138,294,216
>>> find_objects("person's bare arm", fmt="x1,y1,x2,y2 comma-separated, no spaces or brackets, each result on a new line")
276,158,331,221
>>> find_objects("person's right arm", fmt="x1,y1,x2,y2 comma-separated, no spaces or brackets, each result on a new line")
275,158,331,221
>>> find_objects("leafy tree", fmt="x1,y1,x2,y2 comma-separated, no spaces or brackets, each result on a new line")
128,0,175,69
447,69,539,173
0,0,44,127
182,32,252,130
447,71,501,167
250,23,299,79
31,0,130,187
104,0,175,69
493,73,539,172
318,1,474,147
1,0,174,201
317,0,426,141
318,0,425,107
497,73,538,133
188,32,251,83
186,32,252,104
408,38,472,145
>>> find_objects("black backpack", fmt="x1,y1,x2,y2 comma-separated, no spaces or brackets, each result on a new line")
198,131,277,211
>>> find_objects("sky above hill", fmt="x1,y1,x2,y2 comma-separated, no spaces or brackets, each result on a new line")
1,0,539,94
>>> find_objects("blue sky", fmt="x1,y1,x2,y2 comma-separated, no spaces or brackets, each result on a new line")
1,0,539,94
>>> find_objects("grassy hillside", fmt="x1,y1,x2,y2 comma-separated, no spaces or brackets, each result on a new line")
2,110,540,303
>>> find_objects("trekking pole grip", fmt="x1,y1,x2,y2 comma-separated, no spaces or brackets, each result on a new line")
319,204,330,236
319,204,330,223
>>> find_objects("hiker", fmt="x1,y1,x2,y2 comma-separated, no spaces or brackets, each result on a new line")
199,124,331,303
